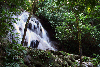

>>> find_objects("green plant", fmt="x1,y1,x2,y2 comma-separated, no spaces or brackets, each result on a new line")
37,0,100,66
36,0,100,57
92,54,100,66
82,56,89,62
0,0,32,66
92,58,98,66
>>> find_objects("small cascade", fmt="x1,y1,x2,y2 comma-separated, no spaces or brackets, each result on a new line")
8,11,56,51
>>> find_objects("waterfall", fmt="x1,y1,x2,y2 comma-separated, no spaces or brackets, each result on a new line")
8,11,56,51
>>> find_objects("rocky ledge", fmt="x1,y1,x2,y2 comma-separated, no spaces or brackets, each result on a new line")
17,47,99,67
0,40,99,67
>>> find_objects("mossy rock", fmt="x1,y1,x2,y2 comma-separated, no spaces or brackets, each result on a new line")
23,48,78,67
74,55,80,60
20,64,28,67
69,55,76,62
67,59,73,66
62,61,69,67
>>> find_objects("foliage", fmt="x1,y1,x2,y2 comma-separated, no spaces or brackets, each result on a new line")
0,0,100,66
35,0,100,56
82,56,89,62
0,0,31,66
0,37,26,66
92,54,100,65
36,0,100,41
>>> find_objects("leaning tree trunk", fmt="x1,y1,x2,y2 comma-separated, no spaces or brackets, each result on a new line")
21,12,32,46
75,14,82,67
21,0,37,46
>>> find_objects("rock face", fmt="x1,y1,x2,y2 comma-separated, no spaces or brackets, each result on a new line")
30,40,39,48
17,47,95,67
0,40,98,67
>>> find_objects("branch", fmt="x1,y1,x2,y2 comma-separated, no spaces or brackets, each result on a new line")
21,1,35,46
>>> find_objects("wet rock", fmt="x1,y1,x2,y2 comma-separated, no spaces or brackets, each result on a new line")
82,62,93,67
70,55,76,62
35,21,39,24
67,59,73,66
27,23,32,30
24,55,32,65
30,40,39,48
87,62,93,67
62,61,69,67
97,64,100,67
24,41,28,46
74,55,80,60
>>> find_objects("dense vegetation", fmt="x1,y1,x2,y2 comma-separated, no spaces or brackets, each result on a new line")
35,0,100,57
0,0,100,66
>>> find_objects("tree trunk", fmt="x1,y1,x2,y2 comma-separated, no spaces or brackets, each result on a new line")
21,1,36,46
21,13,32,46
75,14,82,67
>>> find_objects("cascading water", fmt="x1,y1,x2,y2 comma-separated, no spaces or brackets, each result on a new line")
8,11,56,51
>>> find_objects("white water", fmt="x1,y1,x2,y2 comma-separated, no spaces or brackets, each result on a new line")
8,11,55,51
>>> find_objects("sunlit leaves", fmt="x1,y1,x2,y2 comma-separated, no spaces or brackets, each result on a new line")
87,7,91,13
25,1,32,11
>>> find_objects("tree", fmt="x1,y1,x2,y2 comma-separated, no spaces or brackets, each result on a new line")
55,0,98,66
21,0,39,46
0,0,30,66
35,0,99,66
